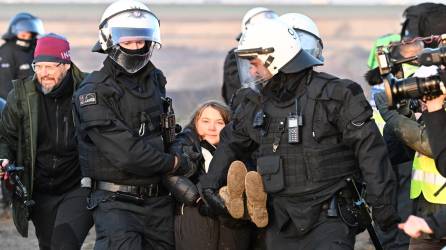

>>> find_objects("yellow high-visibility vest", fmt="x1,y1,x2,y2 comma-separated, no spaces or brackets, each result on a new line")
410,153,446,204
372,108,385,135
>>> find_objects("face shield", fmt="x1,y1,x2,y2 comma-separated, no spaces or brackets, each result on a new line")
295,30,324,63
12,18,44,36
235,47,275,92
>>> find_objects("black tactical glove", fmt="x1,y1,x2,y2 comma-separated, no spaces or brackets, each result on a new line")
163,175,199,206
372,205,401,232
201,188,227,216
197,199,216,217
170,153,198,177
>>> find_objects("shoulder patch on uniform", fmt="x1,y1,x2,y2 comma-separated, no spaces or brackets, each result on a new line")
79,93,97,107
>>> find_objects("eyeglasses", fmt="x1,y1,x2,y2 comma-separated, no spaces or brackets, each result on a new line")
32,63,63,74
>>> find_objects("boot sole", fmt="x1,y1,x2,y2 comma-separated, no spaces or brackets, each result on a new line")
226,161,247,219
245,171,268,228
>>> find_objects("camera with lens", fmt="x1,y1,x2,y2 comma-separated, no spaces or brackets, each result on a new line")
376,34,446,108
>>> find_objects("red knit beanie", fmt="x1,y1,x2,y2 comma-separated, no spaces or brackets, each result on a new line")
33,33,71,64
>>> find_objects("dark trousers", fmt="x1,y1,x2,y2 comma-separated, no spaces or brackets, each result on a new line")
265,218,355,250
92,192,175,250
31,186,93,250
174,205,253,250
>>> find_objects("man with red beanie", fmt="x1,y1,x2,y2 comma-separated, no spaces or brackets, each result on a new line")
0,33,93,250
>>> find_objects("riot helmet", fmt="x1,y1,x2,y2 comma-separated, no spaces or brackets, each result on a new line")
236,7,278,41
93,0,161,73
2,12,44,48
280,13,324,63
235,18,322,90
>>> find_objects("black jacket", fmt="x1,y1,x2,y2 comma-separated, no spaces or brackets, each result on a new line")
0,41,34,98
74,58,175,185
202,69,396,209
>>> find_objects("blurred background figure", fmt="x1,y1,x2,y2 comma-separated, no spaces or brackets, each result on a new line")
0,12,44,98
0,11,44,219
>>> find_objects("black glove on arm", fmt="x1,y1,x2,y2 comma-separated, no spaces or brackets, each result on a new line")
169,153,198,177
201,188,227,216
162,175,199,206
373,204,401,232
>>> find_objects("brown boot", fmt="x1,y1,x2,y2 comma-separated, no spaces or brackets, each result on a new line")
221,161,247,219
245,171,268,228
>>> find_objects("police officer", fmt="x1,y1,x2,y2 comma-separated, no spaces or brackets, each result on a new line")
200,17,399,249
74,1,194,249
0,12,44,98
221,7,278,105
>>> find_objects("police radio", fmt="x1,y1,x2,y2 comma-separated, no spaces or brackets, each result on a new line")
288,114,300,144
288,97,303,144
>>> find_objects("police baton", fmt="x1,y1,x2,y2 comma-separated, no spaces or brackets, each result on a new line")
346,178,383,250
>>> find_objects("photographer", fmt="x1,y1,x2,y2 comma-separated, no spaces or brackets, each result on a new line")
399,93,446,240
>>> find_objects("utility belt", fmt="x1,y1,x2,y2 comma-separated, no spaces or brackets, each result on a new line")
94,181,169,205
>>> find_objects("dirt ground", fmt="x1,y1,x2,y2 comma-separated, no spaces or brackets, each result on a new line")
0,3,408,249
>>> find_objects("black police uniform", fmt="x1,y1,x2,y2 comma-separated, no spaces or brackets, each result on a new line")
201,69,398,250
0,40,34,98
74,57,176,250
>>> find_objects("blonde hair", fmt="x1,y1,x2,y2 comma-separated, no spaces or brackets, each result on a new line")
188,101,231,135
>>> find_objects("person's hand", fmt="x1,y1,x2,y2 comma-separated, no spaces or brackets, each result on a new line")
0,159,9,180
426,94,446,112
398,215,433,238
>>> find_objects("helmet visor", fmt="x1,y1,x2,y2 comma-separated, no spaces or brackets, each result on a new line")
236,56,272,92
13,19,44,36
110,27,161,49
296,30,324,63
107,10,161,47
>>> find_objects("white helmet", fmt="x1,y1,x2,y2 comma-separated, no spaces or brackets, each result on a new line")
240,7,278,32
280,13,324,63
236,18,322,82
235,7,278,41
92,0,161,73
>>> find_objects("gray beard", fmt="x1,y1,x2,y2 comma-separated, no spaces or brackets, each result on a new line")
40,86,55,95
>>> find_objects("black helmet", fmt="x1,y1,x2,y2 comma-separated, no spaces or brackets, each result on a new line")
2,12,44,41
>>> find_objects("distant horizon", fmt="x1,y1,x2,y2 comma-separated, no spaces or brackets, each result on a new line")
0,0,444,5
